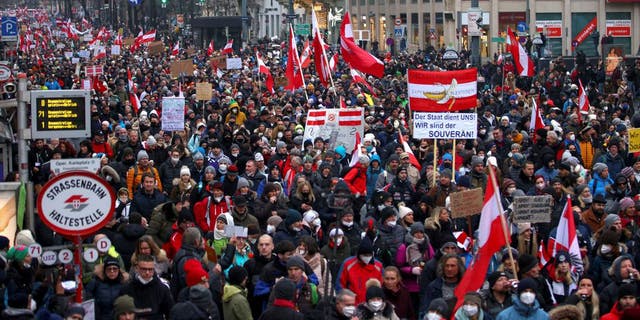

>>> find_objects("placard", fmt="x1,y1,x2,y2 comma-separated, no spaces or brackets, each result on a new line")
210,56,227,70
274,77,288,88
78,50,90,59
170,59,193,77
148,41,164,55
196,82,212,101
629,128,640,152
450,188,484,218
123,37,135,47
161,97,185,131
64,51,73,59
226,57,242,69
110,45,120,55
303,108,364,152
513,195,552,223
413,112,477,139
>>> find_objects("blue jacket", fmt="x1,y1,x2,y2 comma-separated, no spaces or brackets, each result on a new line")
496,296,549,320
366,154,382,201
597,152,626,178
588,174,613,198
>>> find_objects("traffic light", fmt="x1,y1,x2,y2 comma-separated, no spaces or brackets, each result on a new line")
161,0,167,7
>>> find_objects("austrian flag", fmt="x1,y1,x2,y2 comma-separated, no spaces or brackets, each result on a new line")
407,68,478,112
305,109,363,126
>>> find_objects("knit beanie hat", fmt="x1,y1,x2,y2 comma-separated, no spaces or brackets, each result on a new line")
620,197,635,212
517,277,537,295
137,150,149,161
113,295,137,320
604,214,621,229
592,163,608,175
464,292,483,306
517,254,538,275
286,256,306,270
189,285,214,311
488,271,508,288
365,285,385,301
398,205,413,220
619,283,637,299
284,209,303,227
65,304,86,318
273,279,297,300
7,245,28,261
184,259,209,287
379,206,396,223
410,222,425,235
428,298,450,318
180,166,190,176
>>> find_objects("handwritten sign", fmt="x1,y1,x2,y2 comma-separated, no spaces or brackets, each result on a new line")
629,128,640,152
196,82,213,101
161,97,185,131
513,195,552,223
226,57,242,69
210,56,227,70
450,188,484,218
170,60,193,78
148,41,164,55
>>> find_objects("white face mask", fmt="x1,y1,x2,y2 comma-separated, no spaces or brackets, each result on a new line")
292,226,302,232
387,220,397,227
335,237,343,246
520,292,536,305
536,183,545,189
463,305,479,316
266,225,276,234
298,249,306,256
507,187,517,194
277,132,283,139
569,134,576,141
231,152,239,157
426,312,442,320
219,164,228,172
377,204,387,211
360,255,373,264
171,157,180,164
342,220,353,227
601,244,612,254
214,196,223,202
342,306,356,317
369,300,383,311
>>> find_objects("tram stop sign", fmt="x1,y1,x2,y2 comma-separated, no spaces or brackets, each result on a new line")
37,171,115,238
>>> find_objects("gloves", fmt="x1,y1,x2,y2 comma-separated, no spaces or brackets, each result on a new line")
204,231,215,240
411,267,422,275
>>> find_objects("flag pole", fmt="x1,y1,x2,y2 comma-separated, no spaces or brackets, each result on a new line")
452,139,456,184
432,139,438,188
487,163,517,281
289,23,309,101
313,9,337,99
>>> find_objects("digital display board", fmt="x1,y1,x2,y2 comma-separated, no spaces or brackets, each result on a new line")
31,90,91,139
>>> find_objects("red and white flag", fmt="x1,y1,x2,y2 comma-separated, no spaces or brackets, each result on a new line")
306,109,363,126
306,110,327,126
172,41,180,56
114,34,123,46
93,46,106,60
139,29,156,44
257,51,275,94
300,40,312,68
340,12,384,78
453,167,510,314
398,131,421,171
207,40,215,56
350,68,375,95
529,97,545,132
553,196,583,273
329,54,338,72
285,24,304,91
127,68,140,113
349,132,363,167
578,79,590,114
312,10,332,87
222,39,233,55
538,241,553,269
407,68,477,112
506,27,534,77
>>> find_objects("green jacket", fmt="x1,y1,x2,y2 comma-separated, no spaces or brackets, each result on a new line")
222,284,253,320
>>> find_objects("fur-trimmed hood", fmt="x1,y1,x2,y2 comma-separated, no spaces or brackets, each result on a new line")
548,304,582,320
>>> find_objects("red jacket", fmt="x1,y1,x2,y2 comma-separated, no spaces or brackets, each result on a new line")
601,302,623,320
337,256,383,304
91,141,114,158
343,164,367,195
162,223,182,260
193,196,231,232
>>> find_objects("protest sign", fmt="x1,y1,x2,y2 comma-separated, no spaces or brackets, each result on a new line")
450,188,484,218
226,58,242,69
210,56,227,70
161,97,185,131
629,128,640,152
110,45,120,55
513,195,552,223
148,41,164,55
196,82,213,101
170,60,193,77
303,108,363,152
413,112,477,139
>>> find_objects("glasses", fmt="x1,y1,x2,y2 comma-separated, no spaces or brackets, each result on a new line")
106,266,119,272
138,267,154,273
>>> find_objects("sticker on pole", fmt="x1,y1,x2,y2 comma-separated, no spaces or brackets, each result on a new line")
83,248,99,263
28,243,42,258
95,237,111,253
58,249,74,264
37,171,115,237
41,250,58,266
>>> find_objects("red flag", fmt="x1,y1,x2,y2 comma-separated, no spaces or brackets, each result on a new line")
538,241,553,270
92,76,108,94
207,40,215,56
506,28,534,77
529,97,545,132
285,25,304,91
93,46,106,60
329,53,338,72
138,29,156,44
578,79,590,114
407,68,478,112
312,10,332,86
114,34,123,46
452,167,510,314
553,196,584,273
257,51,275,93
339,96,347,108
172,41,180,56
222,39,233,55
398,132,421,171
349,132,362,168
350,68,375,94
340,12,384,78
300,40,312,68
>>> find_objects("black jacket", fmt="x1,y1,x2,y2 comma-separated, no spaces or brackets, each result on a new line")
120,275,174,320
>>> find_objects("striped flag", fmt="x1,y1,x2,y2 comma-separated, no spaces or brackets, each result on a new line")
407,68,477,112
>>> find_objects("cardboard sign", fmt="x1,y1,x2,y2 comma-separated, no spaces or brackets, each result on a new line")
123,37,135,47
629,128,640,152
513,195,552,223
170,60,193,78
196,82,213,101
450,188,484,218
148,41,164,55
274,77,288,88
210,56,227,70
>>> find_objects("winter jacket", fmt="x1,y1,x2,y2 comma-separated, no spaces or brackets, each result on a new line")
273,221,310,246
131,189,168,220
601,301,624,320
376,223,406,267
193,195,232,232
367,155,383,200
336,256,384,304
383,286,416,320
495,296,549,320
321,239,352,279
159,159,185,195
171,245,208,298
126,165,162,197
257,300,304,320
120,275,174,320
344,164,368,195
386,177,416,206
85,273,127,320
112,223,146,270
588,174,613,198
230,207,259,229
597,153,626,178
355,301,400,320
146,202,179,246
598,255,639,314
395,242,433,293
222,285,253,320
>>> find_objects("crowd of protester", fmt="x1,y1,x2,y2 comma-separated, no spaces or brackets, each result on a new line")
4,8,640,320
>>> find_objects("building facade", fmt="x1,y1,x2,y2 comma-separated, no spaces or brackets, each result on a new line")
347,0,640,59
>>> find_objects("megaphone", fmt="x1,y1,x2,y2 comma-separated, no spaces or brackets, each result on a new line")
3,82,15,94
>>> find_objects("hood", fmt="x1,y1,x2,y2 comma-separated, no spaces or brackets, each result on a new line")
222,284,245,302
611,254,633,282
122,224,146,239
370,154,381,164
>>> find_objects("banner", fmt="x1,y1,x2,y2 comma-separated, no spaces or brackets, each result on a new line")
407,68,477,112
161,97,185,131
302,108,363,152
535,20,562,37
513,195,552,223
413,112,477,139
606,19,631,37
572,16,597,49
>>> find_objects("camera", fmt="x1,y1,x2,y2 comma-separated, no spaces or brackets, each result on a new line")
580,294,588,301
